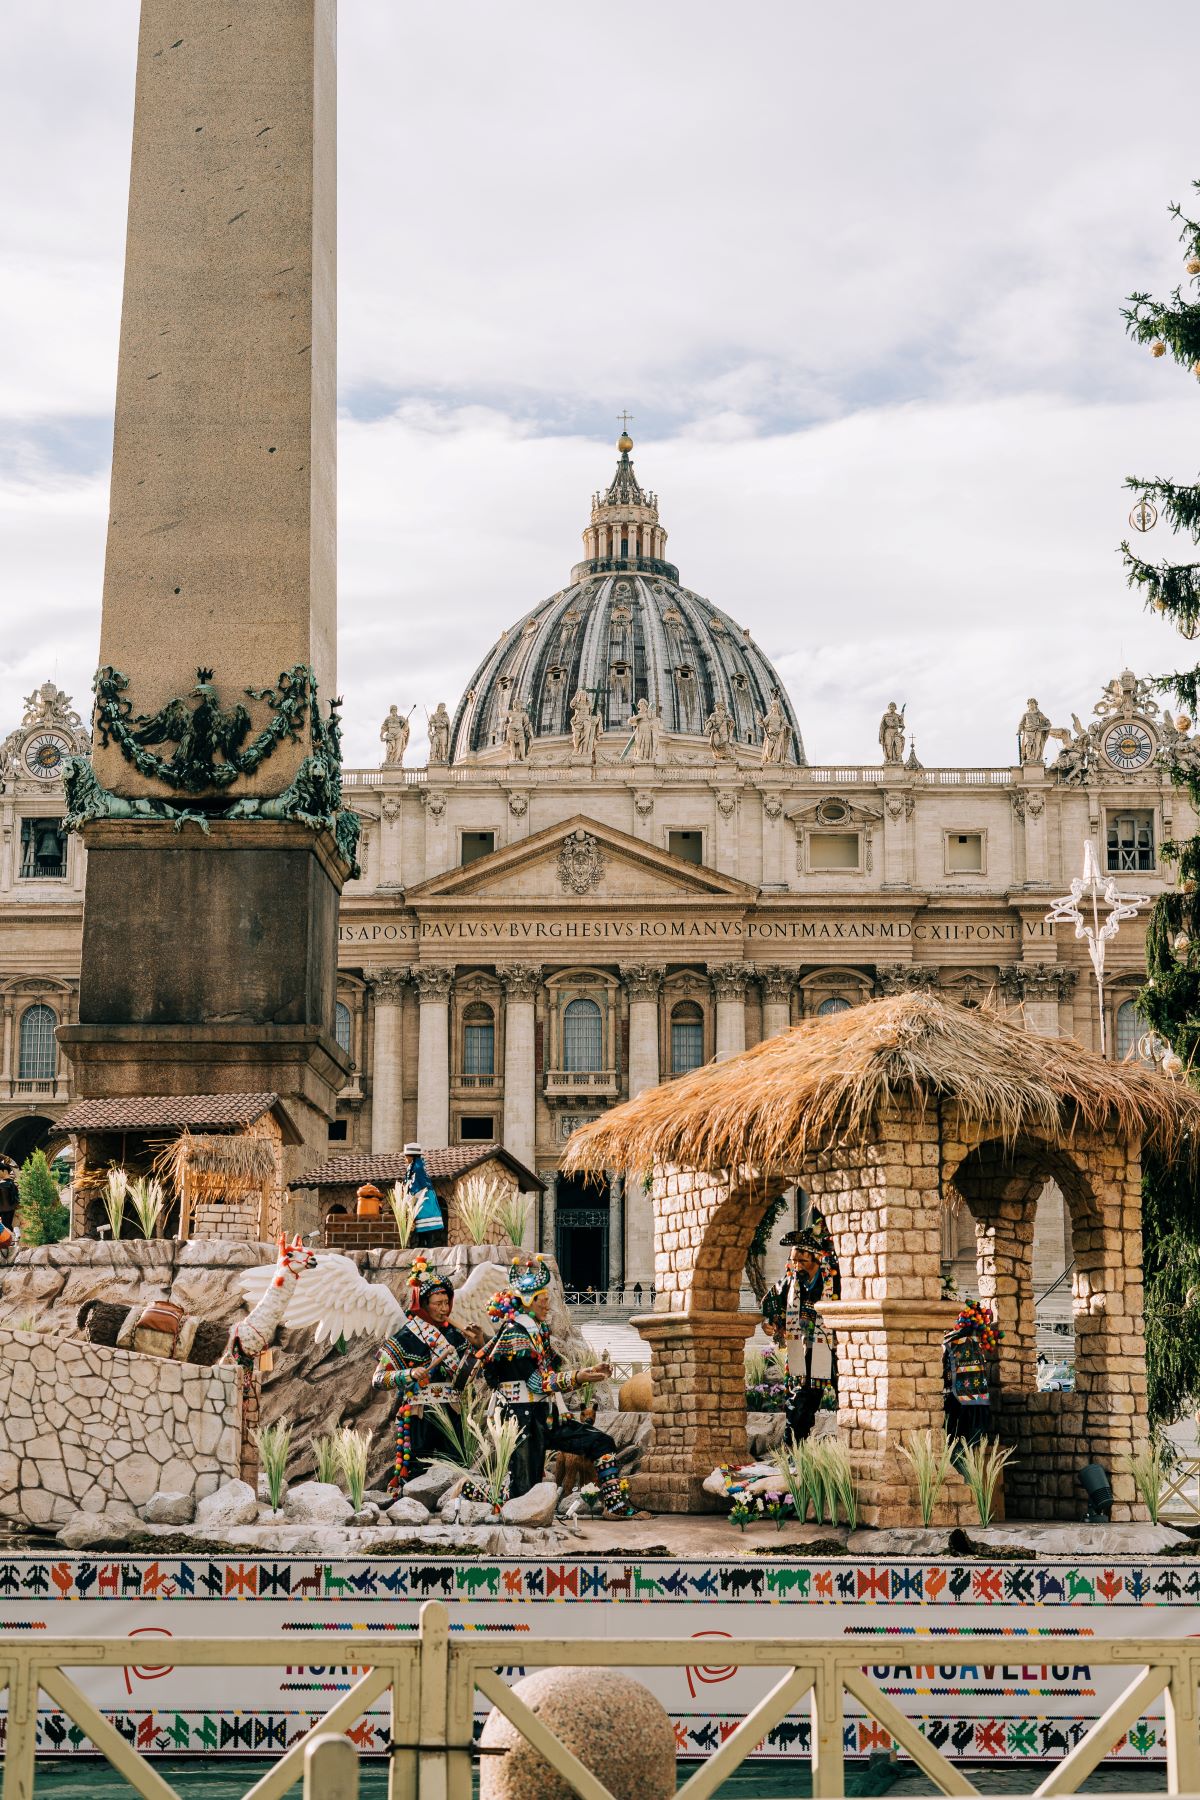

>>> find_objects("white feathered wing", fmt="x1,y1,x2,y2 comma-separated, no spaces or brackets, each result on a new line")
237,1253,404,1346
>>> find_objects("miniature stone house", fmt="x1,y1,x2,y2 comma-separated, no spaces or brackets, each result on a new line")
292,1142,543,1249
565,992,1192,1524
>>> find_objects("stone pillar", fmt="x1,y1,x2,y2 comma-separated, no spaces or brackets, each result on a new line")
378,795,403,889
757,965,793,1040
609,1171,624,1293
368,967,407,1152
540,1169,558,1260
631,1311,760,1511
759,794,785,888
882,791,912,886
414,966,453,1147
58,0,348,1177
623,964,663,1096
709,963,752,1059
501,965,540,1176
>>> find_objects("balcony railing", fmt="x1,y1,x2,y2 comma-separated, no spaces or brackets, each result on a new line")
545,1068,618,1098
453,1071,497,1089
12,1078,57,1098
18,858,66,880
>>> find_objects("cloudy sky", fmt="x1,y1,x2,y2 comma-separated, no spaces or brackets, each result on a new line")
4,2,1200,767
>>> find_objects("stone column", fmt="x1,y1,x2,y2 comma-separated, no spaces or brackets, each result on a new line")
758,965,793,1040
709,963,752,1059
413,966,453,1147
501,965,540,1177
368,967,408,1152
632,1311,760,1511
623,964,664,1096
378,796,403,889
609,1170,625,1293
759,793,785,888
540,1169,558,1262
882,791,912,886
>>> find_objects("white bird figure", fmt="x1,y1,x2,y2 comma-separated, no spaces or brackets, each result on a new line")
223,1233,318,1363
234,1251,510,1350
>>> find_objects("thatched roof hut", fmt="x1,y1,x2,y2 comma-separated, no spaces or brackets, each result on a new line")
563,990,1200,1177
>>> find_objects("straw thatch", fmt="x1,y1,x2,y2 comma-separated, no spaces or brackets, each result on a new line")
152,1130,278,1203
563,990,1200,1176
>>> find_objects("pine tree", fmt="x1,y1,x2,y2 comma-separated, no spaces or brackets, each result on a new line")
1121,183,1200,1426
17,1149,70,1247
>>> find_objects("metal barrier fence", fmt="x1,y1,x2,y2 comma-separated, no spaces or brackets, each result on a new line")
2,1603,1200,1800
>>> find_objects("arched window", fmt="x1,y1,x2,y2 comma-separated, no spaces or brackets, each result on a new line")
334,1000,353,1056
817,995,852,1017
563,997,603,1072
1115,998,1145,1061
671,1001,705,1075
463,1003,495,1076
18,1004,56,1081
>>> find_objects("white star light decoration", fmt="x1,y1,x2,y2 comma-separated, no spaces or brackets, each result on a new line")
1044,841,1151,1057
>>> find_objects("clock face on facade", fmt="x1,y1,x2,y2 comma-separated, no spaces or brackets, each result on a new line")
1102,722,1155,772
23,732,72,779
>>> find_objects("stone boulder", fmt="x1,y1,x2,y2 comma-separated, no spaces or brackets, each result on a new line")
500,1481,559,1527
282,1481,354,1524
143,1491,196,1526
480,1668,675,1799
386,1497,431,1526
195,1479,258,1530
402,1464,459,1508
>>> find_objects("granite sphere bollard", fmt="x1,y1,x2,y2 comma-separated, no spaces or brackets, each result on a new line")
479,1666,676,1800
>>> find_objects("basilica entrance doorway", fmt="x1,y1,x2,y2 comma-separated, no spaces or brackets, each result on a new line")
554,1171,609,1293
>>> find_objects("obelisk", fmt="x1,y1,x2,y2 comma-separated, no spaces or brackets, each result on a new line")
59,1,350,1175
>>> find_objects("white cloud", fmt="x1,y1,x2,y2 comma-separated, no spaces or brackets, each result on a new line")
3,0,1200,774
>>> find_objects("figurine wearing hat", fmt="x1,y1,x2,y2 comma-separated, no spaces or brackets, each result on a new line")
762,1211,840,1443
478,1255,644,1517
371,1255,484,1492
943,1299,1000,1447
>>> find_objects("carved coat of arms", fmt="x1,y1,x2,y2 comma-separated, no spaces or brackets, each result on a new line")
557,828,606,895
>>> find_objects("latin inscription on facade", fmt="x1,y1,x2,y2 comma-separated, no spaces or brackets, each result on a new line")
339,915,1054,945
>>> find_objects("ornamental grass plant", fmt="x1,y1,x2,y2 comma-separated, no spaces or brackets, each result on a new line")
1126,1442,1168,1524
310,1430,341,1486
254,1422,291,1511
337,1426,372,1511
898,1428,957,1526
101,1168,129,1241
494,1192,530,1248
772,1438,858,1527
427,1392,519,1509
956,1436,1016,1526
454,1174,498,1245
127,1175,166,1240
387,1179,419,1247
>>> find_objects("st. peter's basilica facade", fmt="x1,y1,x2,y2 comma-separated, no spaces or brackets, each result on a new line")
0,435,1192,1291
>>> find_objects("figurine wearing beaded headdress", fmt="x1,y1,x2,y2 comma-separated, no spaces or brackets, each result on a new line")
478,1255,644,1517
942,1300,1000,1446
762,1213,840,1444
371,1256,484,1493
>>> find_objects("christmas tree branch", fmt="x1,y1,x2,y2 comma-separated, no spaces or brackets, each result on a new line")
1124,475,1200,541
1121,543,1200,620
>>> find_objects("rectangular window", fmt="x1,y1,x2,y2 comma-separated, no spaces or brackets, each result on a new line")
668,830,704,864
463,1022,495,1075
327,1119,348,1141
460,830,495,867
808,832,860,870
945,831,985,874
1107,812,1154,872
671,1019,704,1074
459,1115,495,1141
19,818,67,880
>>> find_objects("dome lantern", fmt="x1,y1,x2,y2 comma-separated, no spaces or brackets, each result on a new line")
575,433,678,583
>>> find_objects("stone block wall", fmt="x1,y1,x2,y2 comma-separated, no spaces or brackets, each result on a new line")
192,1198,261,1242
0,1327,241,1527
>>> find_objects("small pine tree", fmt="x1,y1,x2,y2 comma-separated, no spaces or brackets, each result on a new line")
1120,182,1200,1425
17,1149,70,1247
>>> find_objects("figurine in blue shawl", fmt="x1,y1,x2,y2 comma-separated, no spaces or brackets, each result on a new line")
403,1142,446,1246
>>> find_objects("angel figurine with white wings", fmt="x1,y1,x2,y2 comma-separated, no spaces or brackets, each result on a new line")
235,1249,492,1493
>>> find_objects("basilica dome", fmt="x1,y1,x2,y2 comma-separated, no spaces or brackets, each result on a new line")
449,437,805,766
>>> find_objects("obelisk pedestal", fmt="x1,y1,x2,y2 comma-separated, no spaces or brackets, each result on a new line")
58,1,349,1177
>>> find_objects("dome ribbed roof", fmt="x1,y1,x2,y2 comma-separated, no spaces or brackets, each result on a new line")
450,439,805,767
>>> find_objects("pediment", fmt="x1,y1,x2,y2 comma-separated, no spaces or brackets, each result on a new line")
407,815,757,905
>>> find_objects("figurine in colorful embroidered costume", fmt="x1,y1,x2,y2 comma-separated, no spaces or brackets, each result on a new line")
762,1220,840,1444
371,1256,484,1492
943,1300,1000,1445
478,1256,642,1517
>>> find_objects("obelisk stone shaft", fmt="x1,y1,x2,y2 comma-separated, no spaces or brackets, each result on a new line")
95,0,336,801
